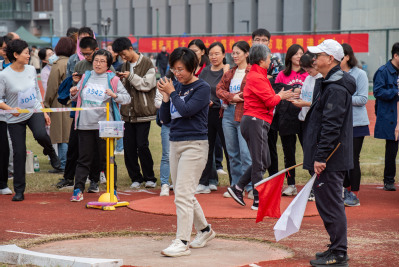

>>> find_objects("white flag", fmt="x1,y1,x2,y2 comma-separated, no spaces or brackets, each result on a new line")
273,174,317,241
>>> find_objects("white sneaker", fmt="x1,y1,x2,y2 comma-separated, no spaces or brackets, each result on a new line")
247,190,254,199
0,187,12,195
216,169,227,175
145,181,157,188
161,239,191,257
160,184,170,196
195,184,211,194
209,184,218,191
169,184,174,190
282,185,298,196
190,227,216,248
223,191,231,198
130,182,141,189
99,172,106,184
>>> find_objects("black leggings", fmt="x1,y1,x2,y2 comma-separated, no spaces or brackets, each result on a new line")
343,137,365,191
8,114,56,193
0,121,9,189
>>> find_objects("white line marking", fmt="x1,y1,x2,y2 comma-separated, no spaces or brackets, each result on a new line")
6,230,45,236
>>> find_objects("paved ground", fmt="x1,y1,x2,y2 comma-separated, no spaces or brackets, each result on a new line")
1,184,398,266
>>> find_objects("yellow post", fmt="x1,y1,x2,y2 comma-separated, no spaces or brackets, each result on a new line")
109,138,115,202
106,103,110,193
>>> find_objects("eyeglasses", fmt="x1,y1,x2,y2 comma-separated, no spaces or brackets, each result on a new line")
170,68,184,74
93,59,107,65
253,38,269,43
80,51,94,57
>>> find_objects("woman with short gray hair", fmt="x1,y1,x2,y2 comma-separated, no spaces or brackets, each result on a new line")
227,43,293,210
249,44,271,65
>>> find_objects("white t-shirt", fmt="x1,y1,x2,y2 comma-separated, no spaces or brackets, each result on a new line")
298,73,322,121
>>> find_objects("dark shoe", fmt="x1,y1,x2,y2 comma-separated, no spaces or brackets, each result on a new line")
49,153,62,170
315,246,350,261
311,250,348,266
56,178,74,189
48,169,64,174
227,185,245,206
12,192,24,201
88,181,99,193
344,191,360,207
383,183,396,191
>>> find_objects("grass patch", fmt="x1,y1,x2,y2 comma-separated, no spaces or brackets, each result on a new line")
17,121,386,194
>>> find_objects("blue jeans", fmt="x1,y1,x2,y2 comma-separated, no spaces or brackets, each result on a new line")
222,105,252,192
116,138,124,152
160,125,170,185
57,143,68,170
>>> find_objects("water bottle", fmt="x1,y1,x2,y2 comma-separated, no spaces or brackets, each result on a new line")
33,155,40,172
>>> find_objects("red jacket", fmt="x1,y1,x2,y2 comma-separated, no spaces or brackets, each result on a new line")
243,64,281,124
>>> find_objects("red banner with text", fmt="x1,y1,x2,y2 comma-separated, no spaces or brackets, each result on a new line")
138,33,368,54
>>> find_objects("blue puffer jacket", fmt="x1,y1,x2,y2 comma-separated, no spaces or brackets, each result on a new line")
373,60,399,140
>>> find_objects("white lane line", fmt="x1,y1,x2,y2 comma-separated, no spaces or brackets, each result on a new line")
6,230,45,236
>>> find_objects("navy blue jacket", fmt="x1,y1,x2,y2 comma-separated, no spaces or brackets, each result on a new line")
303,65,356,172
160,79,210,141
373,60,399,140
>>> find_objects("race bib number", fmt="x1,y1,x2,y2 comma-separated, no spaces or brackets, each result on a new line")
170,96,185,119
229,78,241,94
18,87,37,109
82,83,106,105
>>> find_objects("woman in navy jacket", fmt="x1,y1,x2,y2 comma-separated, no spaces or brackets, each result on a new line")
373,42,399,191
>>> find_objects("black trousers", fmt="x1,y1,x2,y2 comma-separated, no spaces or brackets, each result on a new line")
124,121,156,183
267,128,279,176
343,137,365,191
237,116,271,195
64,119,99,183
383,139,399,185
280,134,298,185
8,114,56,193
74,130,117,192
0,121,9,189
199,108,231,186
313,170,347,253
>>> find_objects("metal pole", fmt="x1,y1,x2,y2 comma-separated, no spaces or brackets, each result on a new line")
49,14,53,48
386,29,389,62
156,8,159,37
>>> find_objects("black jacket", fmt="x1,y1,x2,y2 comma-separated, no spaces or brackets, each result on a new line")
303,65,356,172
156,51,169,69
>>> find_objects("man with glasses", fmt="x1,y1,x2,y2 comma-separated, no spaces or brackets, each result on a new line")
304,39,355,266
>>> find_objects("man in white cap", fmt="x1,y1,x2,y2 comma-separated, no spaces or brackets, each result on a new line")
303,39,356,267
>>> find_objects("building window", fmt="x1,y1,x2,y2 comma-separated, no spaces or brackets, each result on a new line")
34,0,53,12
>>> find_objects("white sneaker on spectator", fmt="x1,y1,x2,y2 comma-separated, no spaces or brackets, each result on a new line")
223,191,231,198
282,185,297,196
99,172,106,184
130,182,141,189
195,184,211,194
161,239,191,257
209,184,218,191
190,226,216,248
169,184,174,190
0,187,12,195
247,190,254,199
145,181,157,188
160,184,170,196
216,169,227,175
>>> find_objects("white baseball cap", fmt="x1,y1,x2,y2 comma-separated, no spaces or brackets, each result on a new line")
307,39,344,62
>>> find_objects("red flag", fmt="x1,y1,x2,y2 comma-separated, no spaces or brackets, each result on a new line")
256,173,285,222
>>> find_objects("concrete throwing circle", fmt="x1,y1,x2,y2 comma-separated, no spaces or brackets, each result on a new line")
31,236,292,267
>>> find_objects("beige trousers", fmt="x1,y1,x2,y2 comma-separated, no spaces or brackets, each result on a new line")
170,140,209,241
